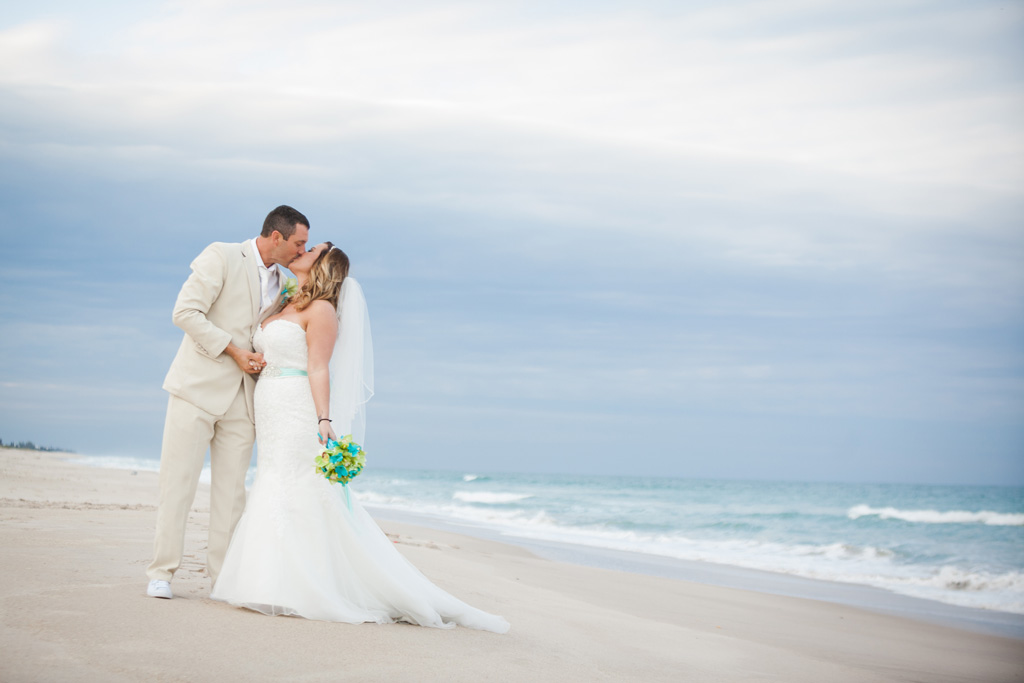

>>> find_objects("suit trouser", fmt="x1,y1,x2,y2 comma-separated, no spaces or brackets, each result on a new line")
146,383,254,584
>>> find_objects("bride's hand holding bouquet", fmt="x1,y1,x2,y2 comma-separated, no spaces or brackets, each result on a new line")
317,417,337,445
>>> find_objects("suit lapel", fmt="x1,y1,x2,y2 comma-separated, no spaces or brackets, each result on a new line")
260,287,286,323
242,240,261,324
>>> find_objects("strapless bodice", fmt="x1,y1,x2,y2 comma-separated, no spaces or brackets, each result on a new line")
255,319,308,372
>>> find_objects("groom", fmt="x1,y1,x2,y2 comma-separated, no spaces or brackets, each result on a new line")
146,205,309,599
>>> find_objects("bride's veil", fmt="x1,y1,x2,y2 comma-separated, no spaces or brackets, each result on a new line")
328,277,374,447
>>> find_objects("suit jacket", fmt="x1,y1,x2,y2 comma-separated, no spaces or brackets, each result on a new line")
162,241,283,419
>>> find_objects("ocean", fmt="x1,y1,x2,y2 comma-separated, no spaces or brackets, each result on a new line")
80,456,1024,630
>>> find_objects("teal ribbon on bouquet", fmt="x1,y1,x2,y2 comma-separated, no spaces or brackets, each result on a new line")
314,435,366,513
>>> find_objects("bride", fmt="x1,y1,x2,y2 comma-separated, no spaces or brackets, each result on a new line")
210,242,509,633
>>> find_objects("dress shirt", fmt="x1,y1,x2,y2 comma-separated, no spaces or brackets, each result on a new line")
250,238,281,317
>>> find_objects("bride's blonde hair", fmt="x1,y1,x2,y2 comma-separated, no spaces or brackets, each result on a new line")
292,242,350,311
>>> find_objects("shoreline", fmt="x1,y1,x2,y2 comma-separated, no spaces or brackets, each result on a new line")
365,506,1024,640
72,451,1024,638
2,447,1023,682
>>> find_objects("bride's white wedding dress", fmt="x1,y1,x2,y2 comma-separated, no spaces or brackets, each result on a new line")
210,317,509,633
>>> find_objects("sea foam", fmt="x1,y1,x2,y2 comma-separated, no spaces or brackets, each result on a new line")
452,491,534,504
355,490,1024,613
76,455,161,473
848,504,1024,526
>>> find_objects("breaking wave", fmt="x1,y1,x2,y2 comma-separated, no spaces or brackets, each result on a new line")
848,505,1024,526
452,491,534,504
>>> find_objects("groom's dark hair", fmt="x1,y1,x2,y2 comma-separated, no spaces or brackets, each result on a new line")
262,205,309,240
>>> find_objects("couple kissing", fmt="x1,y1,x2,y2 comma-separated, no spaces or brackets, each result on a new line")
144,205,508,633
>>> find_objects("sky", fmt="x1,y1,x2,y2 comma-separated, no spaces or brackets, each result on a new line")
0,0,1022,484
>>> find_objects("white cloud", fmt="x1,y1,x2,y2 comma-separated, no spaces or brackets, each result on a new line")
3,1,1021,189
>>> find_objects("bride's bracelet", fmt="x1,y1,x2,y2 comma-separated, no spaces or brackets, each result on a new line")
319,418,332,423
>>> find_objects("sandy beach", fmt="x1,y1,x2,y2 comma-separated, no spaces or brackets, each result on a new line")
1,447,1021,683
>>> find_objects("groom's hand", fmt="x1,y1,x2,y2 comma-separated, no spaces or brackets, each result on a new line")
225,343,266,375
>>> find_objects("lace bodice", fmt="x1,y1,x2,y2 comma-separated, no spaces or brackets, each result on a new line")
255,319,308,372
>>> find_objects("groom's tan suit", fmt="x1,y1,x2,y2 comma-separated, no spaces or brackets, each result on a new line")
147,241,282,584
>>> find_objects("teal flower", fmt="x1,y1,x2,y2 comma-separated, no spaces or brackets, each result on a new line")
314,433,366,486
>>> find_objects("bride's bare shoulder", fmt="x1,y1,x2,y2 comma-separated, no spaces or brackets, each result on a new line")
302,299,338,332
304,299,337,318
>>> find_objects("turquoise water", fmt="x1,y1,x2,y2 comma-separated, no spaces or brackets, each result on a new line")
354,469,1024,615
81,456,1024,615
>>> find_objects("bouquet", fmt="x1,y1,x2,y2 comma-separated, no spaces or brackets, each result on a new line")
315,435,366,485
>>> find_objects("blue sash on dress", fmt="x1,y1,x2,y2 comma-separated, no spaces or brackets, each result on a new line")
262,366,307,378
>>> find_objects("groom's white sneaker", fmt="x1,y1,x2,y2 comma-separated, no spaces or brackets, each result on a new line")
147,580,173,599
